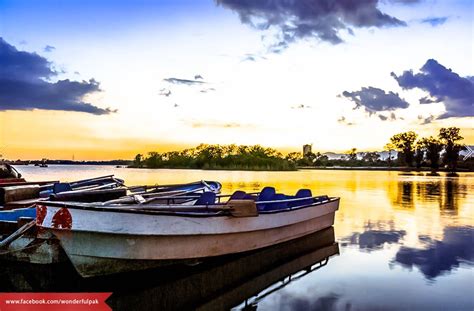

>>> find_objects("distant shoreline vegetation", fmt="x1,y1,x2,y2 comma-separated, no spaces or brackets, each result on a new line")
131,144,297,171
292,127,472,173
131,127,472,172
3,128,471,172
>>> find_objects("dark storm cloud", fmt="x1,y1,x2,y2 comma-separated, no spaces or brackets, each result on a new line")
216,0,407,50
421,17,448,27
391,59,474,119
342,86,409,113
43,45,56,52
394,226,474,279
163,77,205,85
0,38,114,115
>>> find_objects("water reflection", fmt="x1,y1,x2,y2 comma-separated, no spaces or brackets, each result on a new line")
340,221,406,251
11,166,474,309
394,226,474,279
348,230,405,251
270,292,343,311
390,177,465,211
0,228,339,310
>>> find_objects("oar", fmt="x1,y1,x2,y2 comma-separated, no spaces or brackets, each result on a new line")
69,175,116,187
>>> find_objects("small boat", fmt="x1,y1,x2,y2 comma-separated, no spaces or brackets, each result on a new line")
0,163,26,184
0,207,65,264
37,187,339,277
0,179,222,264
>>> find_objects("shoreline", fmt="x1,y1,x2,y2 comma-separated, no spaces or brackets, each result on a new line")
297,166,472,173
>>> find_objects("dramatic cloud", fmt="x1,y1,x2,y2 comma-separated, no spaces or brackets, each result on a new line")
43,45,55,52
421,17,448,27
342,86,409,113
0,38,114,115
395,226,474,279
391,59,474,119
216,0,407,50
163,77,205,85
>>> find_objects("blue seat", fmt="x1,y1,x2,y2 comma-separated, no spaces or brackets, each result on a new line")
53,182,72,194
194,192,216,205
243,194,257,201
266,193,289,211
289,189,313,207
258,187,276,201
257,187,276,211
229,190,247,200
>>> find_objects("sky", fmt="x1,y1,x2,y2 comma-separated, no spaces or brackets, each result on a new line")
0,0,473,160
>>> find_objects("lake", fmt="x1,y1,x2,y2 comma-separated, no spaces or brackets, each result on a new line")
7,165,474,310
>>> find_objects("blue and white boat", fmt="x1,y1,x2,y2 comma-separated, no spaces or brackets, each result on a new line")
38,186,339,277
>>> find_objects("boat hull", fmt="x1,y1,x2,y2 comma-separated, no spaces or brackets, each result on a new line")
39,199,339,277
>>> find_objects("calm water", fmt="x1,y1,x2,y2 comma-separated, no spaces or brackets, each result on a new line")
9,165,474,310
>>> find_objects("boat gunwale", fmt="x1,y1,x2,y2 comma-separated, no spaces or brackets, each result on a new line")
38,197,340,218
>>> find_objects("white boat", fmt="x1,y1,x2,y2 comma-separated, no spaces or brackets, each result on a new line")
37,187,340,277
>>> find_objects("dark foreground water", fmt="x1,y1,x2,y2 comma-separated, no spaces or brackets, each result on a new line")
2,166,473,310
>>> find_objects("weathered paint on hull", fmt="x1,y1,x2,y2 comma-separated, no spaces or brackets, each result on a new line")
0,237,65,264
56,212,336,277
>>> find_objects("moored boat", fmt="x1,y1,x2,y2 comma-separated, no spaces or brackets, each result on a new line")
0,163,26,184
37,187,339,277
0,179,222,265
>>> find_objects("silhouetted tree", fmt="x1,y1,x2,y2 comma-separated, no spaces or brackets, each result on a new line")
419,136,443,170
390,131,418,167
384,143,395,167
439,127,464,172
414,140,425,169
133,154,143,168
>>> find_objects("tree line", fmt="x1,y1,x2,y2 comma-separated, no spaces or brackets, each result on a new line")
132,144,296,171
387,127,466,172
132,127,470,172
286,127,469,172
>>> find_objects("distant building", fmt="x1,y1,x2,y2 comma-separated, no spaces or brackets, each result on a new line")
303,144,312,156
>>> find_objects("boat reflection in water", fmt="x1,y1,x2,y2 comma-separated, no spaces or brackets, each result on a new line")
1,227,339,310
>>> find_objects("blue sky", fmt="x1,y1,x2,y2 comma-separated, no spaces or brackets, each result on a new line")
0,0,472,159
